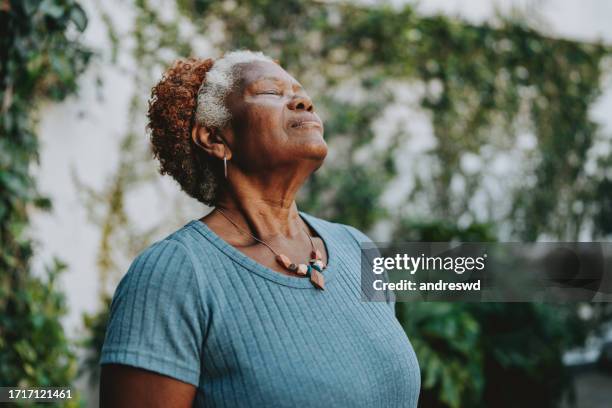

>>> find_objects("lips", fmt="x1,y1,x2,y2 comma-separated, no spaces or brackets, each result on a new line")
288,116,322,129
291,121,321,129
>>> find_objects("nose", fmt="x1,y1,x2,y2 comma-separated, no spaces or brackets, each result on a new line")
287,94,314,112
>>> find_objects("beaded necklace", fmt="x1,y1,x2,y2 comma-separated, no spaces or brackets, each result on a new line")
216,208,326,290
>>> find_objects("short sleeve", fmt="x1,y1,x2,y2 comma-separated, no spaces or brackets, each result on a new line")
99,238,206,387
343,224,396,313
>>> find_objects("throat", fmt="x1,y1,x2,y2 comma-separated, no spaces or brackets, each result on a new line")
215,201,305,241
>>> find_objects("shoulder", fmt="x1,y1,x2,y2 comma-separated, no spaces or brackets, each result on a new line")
341,224,375,245
108,234,208,329
129,235,194,274
115,232,201,301
125,220,205,275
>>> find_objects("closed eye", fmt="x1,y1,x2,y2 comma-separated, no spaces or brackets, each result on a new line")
258,90,282,95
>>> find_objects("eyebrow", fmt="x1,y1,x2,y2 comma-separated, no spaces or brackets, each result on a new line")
250,76,303,91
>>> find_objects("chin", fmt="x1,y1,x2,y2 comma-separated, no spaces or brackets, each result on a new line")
300,137,328,161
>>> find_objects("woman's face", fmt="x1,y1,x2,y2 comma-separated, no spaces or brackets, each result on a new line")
222,60,327,174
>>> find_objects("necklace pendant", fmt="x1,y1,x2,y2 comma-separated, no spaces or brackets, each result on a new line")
310,268,325,290
276,254,292,269
296,263,309,276
311,250,322,260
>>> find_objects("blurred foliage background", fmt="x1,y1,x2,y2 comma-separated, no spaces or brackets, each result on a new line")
2,0,612,407
1,0,90,406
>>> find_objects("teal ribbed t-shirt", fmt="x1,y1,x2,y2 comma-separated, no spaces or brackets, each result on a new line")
100,211,421,407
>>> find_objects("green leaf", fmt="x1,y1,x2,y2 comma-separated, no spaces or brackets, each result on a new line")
70,3,88,32
39,0,65,19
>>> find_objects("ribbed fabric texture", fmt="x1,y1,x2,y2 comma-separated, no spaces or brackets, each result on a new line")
100,211,421,407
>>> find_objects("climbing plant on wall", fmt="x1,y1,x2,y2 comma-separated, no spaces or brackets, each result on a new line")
0,0,91,403
81,1,611,406
182,1,611,241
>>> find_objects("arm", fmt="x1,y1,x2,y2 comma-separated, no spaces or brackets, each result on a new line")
100,364,196,408
98,239,206,407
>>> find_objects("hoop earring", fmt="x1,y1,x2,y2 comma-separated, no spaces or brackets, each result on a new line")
193,139,204,150
223,154,227,179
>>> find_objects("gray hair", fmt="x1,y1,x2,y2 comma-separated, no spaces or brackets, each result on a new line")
194,50,275,205
196,50,275,129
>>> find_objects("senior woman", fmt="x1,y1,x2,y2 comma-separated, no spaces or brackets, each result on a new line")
99,50,420,407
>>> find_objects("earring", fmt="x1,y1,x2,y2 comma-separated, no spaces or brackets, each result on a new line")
194,139,204,149
223,154,227,179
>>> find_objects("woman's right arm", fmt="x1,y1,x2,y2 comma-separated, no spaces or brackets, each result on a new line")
99,364,196,408
98,238,206,407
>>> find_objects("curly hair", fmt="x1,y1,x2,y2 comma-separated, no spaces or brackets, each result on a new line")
147,51,274,206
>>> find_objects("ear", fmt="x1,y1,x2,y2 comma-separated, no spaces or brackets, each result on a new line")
191,123,231,160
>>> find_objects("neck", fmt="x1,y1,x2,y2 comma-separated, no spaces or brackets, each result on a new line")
214,168,309,240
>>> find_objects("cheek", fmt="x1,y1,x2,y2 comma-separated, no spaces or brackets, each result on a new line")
231,105,288,162
252,108,285,136
243,105,287,145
